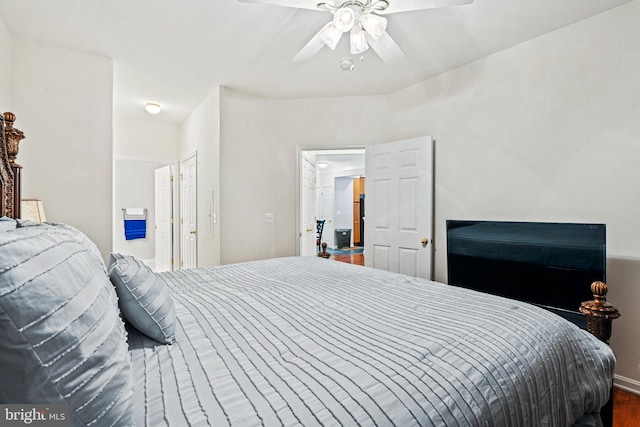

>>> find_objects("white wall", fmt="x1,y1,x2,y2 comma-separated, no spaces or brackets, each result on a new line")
219,87,391,264
179,87,221,267
114,116,179,159
113,116,179,264
11,38,113,259
0,16,11,107
387,0,640,390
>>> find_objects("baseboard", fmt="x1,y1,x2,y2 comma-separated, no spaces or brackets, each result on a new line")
614,374,640,395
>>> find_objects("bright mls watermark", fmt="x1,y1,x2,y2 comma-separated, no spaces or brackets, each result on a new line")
0,405,68,426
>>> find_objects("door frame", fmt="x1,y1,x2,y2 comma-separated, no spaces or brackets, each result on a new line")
300,154,317,256
295,145,367,256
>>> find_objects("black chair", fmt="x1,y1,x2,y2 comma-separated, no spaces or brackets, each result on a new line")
316,220,326,252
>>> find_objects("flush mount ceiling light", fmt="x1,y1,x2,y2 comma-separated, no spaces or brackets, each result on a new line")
237,0,475,65
316,161,329,168
145,102,161,114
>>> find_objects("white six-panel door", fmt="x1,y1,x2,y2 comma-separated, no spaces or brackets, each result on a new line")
154,165,173,272
365,136,434,279
180,154,197,269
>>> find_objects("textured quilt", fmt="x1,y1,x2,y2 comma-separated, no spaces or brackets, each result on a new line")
129,256,614,427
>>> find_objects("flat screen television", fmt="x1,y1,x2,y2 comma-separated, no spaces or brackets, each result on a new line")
446,220,606,325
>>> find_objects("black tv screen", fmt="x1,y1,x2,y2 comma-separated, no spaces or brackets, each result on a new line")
446,220,606,316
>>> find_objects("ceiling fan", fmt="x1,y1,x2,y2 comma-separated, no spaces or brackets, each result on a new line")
237,0,475,65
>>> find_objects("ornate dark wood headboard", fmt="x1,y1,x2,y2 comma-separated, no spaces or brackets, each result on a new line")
0,111,25,219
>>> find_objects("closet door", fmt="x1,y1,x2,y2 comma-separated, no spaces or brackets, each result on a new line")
154,165,173,272
180,154,197,269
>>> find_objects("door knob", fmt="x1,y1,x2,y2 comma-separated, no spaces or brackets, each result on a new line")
190,230,197,235
306,228,313,232
421,237,429,247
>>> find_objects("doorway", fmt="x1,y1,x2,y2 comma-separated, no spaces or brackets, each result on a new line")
113,157,177,272
298,136,434,279
297,147,366,256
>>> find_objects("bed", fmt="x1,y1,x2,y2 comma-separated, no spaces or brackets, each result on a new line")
0,113,620,427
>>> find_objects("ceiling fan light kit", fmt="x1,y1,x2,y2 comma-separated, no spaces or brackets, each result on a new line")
317,1,389,55
360,13,387,39
319,22,342,49
333,6,357,32
350,24,369,54
238,0,475,64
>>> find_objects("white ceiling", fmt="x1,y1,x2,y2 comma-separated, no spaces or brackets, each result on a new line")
306,149,365,170
0,0,633,124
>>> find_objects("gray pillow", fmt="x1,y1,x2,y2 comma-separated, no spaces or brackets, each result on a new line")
0,216,17,231
0,224,132,426
108,253,176,344
17,220,107,270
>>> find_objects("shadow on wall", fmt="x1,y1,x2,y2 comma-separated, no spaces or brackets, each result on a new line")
606,256,640,392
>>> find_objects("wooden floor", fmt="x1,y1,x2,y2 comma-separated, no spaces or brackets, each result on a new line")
613,388,640,427
331,253,640,426
331,253,364,266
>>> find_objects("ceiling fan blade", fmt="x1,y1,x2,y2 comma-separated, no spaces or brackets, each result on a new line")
236,0,330,12
292,22,332,63
380,0,475,14
368,31,406,65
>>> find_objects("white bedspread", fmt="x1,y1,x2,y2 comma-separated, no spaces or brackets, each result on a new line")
129,257,614,427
